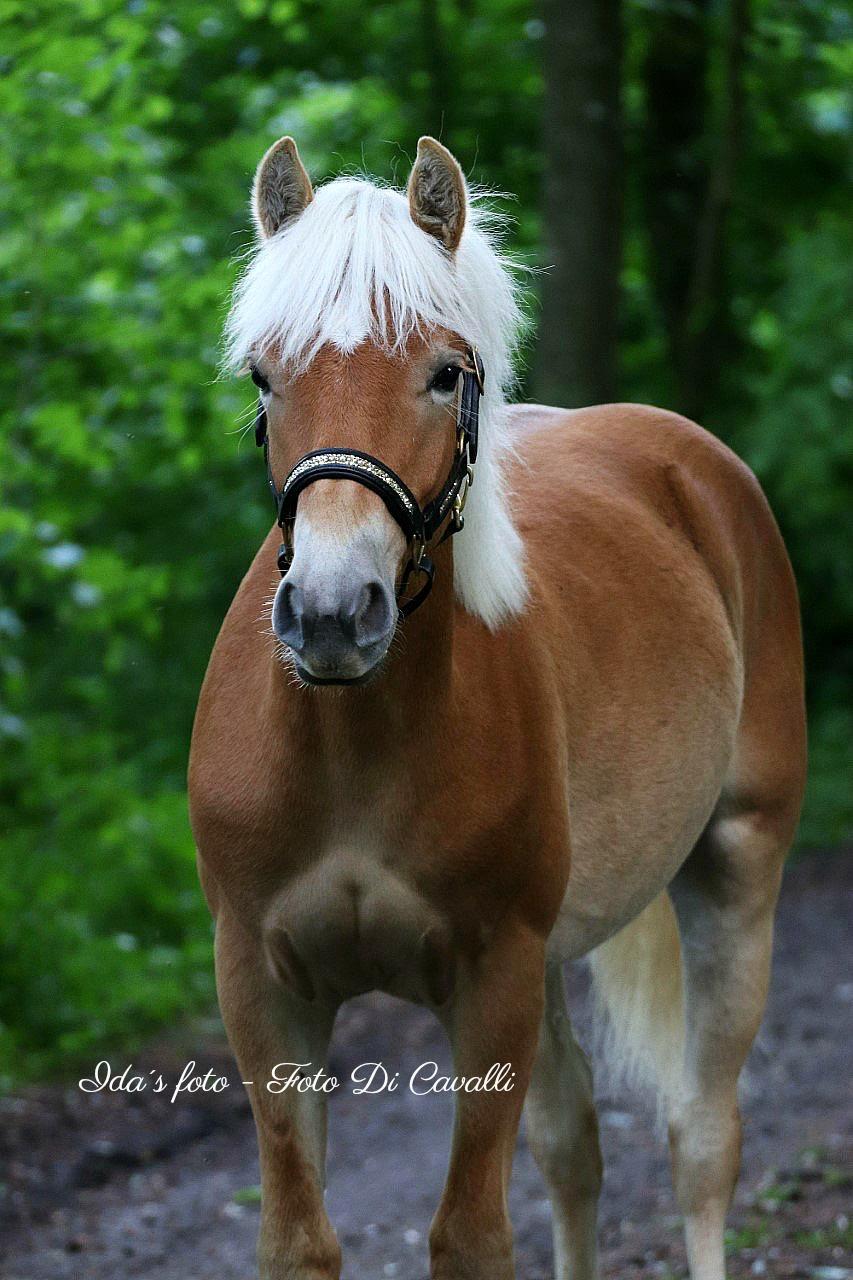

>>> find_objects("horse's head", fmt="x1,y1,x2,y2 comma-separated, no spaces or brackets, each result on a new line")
227,137,526,686
258,334,475,685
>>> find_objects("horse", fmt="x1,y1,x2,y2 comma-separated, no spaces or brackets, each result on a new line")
188,135,806,1280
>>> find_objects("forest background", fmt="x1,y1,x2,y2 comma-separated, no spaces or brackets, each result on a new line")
1,0,850,1084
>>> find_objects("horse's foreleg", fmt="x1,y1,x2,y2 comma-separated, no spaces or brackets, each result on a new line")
430,921,546,1280
214,909,341,1280
524,962,601,1279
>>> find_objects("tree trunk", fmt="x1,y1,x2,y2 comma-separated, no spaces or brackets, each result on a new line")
679,0,749,419
640,0,749,420
639,0,712,397
535,0,623,407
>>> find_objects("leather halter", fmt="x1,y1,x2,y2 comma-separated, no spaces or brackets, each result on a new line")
254,347,485,619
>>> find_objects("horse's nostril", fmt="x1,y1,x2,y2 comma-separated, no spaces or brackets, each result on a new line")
273,579,305,649
354,580,393,648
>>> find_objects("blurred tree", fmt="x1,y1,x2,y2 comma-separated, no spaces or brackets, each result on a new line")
535,0,623,406
638,0,713,407
682,0,750,418
638,0,750,420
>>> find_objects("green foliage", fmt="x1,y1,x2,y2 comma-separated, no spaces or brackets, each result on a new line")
0,0,547,1084
0,788,214,1085
718,211,853,849
0,0,850,1083
735,217,853,681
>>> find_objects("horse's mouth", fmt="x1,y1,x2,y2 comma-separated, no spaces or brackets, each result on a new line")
292,647,390,688
294,664,376,688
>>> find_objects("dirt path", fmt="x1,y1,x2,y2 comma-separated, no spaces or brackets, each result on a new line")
2,854,850,1279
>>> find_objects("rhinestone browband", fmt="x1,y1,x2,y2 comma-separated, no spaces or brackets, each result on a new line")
282,452,417,517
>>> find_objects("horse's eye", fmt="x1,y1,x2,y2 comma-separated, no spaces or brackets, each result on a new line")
430,364,462,394
250,365,270,394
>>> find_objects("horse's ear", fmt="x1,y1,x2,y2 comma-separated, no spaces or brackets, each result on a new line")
252,136,314,239
407,136,467,252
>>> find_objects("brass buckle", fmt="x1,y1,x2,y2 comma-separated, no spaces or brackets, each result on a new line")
453,465,474,521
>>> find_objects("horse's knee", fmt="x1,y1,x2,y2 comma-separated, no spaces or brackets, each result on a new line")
527,1038,603,1198
668,1096,742,1215
529,1097,603,1199
429,1206,514,1280
527,973,603,1201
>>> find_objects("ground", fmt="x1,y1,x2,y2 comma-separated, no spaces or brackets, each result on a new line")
1,854,850,1280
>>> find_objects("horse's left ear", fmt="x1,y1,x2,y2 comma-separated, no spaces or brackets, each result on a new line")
407,137,467,252
252,136,314,239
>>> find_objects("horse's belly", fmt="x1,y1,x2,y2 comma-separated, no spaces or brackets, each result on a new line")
550,672,742,960
261,848,454,1006
549,797,715,961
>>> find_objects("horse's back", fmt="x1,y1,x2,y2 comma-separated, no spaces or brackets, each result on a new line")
507,399,802,702
508,399,782,571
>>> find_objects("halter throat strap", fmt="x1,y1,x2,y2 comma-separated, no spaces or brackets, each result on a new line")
254,347,485,619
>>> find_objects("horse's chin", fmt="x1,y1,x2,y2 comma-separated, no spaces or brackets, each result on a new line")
288,643,391,689
294,664,379,688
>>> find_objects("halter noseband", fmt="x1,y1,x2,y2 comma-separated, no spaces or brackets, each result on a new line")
254,347,485,619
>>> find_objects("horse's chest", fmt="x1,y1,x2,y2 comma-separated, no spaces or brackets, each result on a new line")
261,841,456,1007
195,716,551,1004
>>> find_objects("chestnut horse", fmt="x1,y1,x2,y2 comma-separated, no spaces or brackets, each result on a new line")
189,137,806,1280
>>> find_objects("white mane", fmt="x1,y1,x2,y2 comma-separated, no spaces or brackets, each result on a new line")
224,176,528,628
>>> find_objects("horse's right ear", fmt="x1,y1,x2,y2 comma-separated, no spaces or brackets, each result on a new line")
407,137,467,252
251,137,314,239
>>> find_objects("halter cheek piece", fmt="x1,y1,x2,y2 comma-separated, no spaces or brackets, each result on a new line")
254,347,485,619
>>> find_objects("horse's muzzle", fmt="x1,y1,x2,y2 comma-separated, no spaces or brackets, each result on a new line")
272,571,395,684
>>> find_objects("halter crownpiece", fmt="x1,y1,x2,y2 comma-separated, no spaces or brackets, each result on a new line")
253,347,485,619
